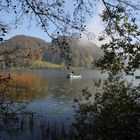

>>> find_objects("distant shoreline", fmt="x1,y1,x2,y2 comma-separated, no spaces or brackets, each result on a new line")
1,60,97,71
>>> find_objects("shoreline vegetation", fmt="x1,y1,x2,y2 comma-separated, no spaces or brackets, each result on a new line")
0,72,48,102
32,60,63,69
1,60,97,70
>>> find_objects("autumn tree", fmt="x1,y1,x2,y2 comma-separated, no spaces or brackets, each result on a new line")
70,1,140,140
0,0,139,70
0,1,140,139
72,75,140,140
96,0,140,74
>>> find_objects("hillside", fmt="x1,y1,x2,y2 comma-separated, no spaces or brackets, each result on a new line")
0,35,49,68
44,37,103,68
0,35,102,68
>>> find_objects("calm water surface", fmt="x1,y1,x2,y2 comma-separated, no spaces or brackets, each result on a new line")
22,69,105,122
1,69,139,140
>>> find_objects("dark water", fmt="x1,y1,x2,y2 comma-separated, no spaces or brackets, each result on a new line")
1,68,139,140
0,69,107,140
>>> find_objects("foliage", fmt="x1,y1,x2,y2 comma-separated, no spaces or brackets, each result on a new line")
0,0,93,40
0,35,45,68
70,1,140,140
0,35,101,68
0,0,140,140
0,0,92,67
96,1,140,74
47,37,102,68
72,75,140,140
0,0,139,69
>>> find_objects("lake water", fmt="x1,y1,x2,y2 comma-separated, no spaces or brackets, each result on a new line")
0,69,107,140
17,69,106,123
0,68,139,140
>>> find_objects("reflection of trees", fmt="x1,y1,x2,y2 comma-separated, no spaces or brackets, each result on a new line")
0,73,68,140
0,74,28,136
72,75,140,140
0,111,69,140
0,75,27,136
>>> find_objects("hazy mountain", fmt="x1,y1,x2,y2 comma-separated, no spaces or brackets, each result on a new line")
0,35,102,68
44,37,103,68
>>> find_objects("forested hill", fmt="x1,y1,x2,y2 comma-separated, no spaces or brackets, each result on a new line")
44,38,103,68
0,35,102,68
0,35,49,67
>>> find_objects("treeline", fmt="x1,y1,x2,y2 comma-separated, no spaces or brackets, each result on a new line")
43,37,103,68
0,35,47,68
0,35,102,68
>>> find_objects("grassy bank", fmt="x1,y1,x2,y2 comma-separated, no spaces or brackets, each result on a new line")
32,60,63,69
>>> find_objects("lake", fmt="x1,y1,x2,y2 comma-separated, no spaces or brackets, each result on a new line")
0,68,139,140
0,69,107,140
15,69,106,121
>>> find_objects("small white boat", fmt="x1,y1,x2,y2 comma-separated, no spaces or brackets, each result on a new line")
66,73,81,79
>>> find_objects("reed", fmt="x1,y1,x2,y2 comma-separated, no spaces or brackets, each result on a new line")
0,72,48,102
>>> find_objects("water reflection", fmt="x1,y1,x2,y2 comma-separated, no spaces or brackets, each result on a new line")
1,69,140,139
0,71,71,140
0,75,28,140
0,69,106,140
9,72,48,102
0,112,71,140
